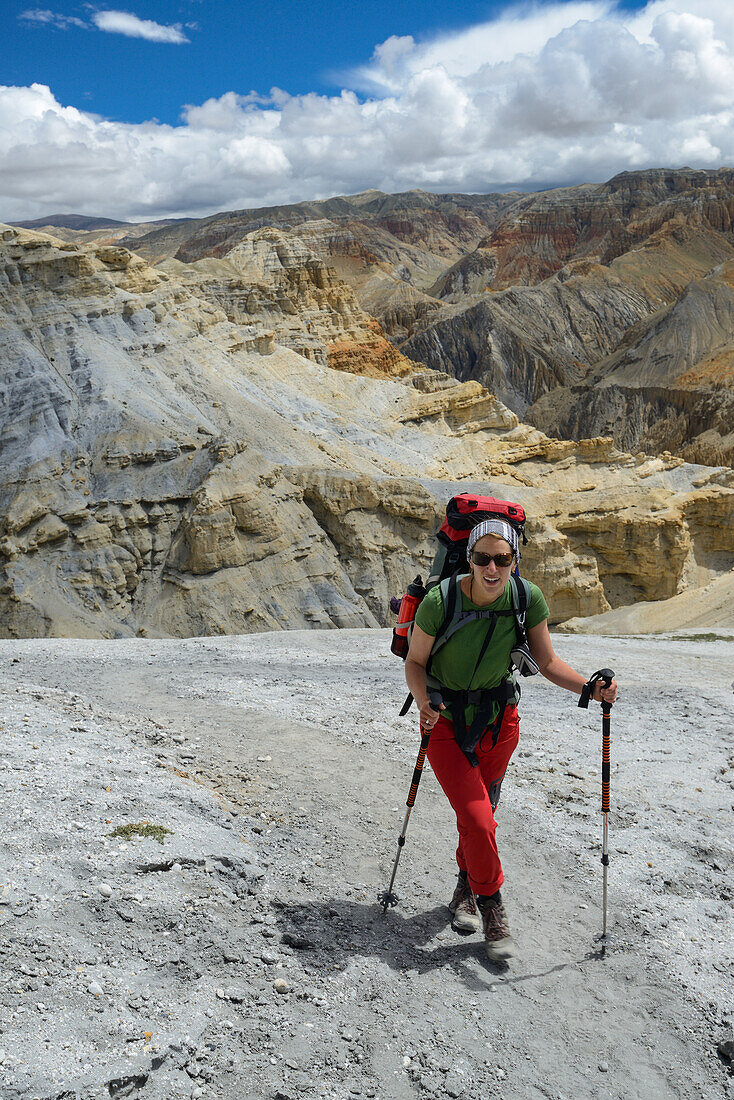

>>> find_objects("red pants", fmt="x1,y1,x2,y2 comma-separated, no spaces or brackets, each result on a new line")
426,705,520,897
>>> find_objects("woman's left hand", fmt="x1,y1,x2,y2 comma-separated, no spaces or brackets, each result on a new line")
593,677,618,704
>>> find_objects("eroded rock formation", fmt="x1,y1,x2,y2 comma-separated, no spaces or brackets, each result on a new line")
159,228,413,377
105,170,734,464
527,261,734,465
0,223,731,639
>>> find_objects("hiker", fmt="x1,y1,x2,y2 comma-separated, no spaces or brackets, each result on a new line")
404,518,618,959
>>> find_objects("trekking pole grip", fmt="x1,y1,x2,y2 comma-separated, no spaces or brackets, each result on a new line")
578,667,615,709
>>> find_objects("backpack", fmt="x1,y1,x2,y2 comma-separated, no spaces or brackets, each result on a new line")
428,493,527,587
390,492,530,662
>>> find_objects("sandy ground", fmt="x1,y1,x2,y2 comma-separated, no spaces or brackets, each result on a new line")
558,574,734,635
0,629,732,1100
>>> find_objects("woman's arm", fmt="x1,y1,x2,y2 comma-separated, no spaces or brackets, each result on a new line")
527,619,618,703
405,625,446,729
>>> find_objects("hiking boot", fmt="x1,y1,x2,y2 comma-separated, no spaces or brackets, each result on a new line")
477,893,515,960
448,874,480,934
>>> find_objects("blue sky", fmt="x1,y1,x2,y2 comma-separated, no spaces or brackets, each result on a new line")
8,1,650,125
1,0,731,220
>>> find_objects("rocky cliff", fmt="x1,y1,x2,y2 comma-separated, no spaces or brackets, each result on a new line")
527,261,734,465
400,174,734,460
158,228,413,377
0,223,731,639
458,168,734,291
109,170,734,464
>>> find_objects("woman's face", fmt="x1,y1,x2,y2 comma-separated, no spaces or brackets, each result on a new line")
469,533,515,600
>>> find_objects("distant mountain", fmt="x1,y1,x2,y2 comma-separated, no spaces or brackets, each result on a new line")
11,214,132,230
117,170,734,464
117,189,520,275
7,213,196,248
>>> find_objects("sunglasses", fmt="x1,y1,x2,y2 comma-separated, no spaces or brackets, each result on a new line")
470,550,514,568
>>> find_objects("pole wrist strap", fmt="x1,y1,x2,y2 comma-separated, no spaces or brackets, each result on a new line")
578,668,614,709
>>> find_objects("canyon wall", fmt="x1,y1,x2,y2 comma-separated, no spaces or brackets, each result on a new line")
97,170,734,465
0,223,731,639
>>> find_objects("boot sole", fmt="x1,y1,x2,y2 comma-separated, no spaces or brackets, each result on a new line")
451,915,481,934
485,936,515,960
448,904,481,934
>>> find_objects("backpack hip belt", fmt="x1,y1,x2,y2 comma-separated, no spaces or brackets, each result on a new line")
431,679,518,768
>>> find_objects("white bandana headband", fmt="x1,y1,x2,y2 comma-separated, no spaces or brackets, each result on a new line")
467,519,519,559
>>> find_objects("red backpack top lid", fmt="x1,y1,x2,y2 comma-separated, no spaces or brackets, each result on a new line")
437,493,527,547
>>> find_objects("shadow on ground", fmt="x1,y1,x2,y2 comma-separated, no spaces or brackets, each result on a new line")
271,896,605,994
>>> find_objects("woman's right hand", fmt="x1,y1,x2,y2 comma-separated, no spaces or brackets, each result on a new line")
419,697,445,731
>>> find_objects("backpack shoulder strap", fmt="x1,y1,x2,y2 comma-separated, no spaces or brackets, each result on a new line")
430,573,499,659
434,574,459,646
426,543,449,590
509,574,531,641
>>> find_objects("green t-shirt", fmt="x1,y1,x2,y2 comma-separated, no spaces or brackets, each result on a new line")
414,575,549,725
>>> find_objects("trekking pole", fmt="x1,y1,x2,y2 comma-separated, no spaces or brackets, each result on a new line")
578,668,615,953
379,690,443,913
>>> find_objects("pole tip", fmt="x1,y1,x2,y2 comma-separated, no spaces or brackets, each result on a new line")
594,931,612,955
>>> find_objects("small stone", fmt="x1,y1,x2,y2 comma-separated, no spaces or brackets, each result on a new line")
97,883,113,899
225,987,249,1004
261,951,278,964
274,978,290,994
444,1071,465,1097
718,1038,734,1064
88,980,104,997
282,932,313,949
215,988,226,999
192,1089,203,1099
598,1062,609,1073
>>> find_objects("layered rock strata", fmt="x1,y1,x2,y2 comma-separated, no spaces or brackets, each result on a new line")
36,172,734,465
401,215,734,458
159,228,413,377
0,224,731,639
527,262,734,466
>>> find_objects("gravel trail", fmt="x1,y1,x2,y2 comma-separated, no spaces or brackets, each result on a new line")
1,631,731,1100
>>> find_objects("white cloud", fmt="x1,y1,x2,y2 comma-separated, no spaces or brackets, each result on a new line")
2,1,734,222
19,8,87,29
92,10,189,44
351,2,613,92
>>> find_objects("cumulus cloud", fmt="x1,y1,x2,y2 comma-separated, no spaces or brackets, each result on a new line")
2,1,734,221
91,10,189,43
350,1,613,91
